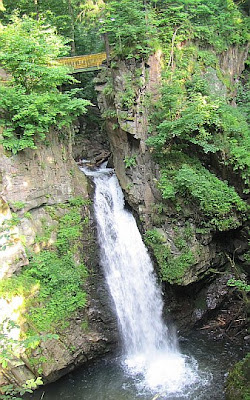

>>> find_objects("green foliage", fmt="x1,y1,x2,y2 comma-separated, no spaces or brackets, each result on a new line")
10,201,26,210
144,229,195,283
119,84,136,110
100,0,156,59
0,198,88,333
173,225,194,250
145,24,249,223
236,75,250,125
0,84,90,153
0,377,43,400
1,0,80,53
116,71,143,110
147,68,250,184
219,104,250,191
225,353,250,400
152,0,249,52
2,213,20,228
101,108,117,119
146,21,250,192
0,17,90,153
24,212,32,220
68,196,90,206
0,318,57,380
1,0,249,62
0,16,70,91
124,155,137,168
227,278,250,293
164,250,195,283
144,229,170,272
0,213,22,251
158,152,247,231
2,0,106,57
26,252,87,331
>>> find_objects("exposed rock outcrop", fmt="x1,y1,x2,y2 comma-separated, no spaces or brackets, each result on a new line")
96,50,249,336
72,108,110,164
0,130,118,388
219,44,250,83
0,130,88,278
95,53,162,224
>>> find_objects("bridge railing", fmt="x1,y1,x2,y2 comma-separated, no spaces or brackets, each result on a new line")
57,52,107,72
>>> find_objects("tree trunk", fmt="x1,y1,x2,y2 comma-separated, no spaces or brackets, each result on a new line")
34,0,39,20
103,33,111,66
68,0,76,56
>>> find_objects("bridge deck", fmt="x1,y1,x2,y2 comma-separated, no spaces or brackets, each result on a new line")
57,52,107,72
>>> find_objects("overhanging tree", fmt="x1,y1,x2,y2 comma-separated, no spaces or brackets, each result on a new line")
0,16,90,153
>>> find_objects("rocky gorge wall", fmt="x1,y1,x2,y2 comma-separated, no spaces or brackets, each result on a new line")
0,44,248,393
0,129,117,389
95,48,249,339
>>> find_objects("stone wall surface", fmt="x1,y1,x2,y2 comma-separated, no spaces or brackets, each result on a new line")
95,50,249,335
0,130,117,388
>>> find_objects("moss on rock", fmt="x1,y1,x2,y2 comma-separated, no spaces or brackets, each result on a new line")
225,353,250,400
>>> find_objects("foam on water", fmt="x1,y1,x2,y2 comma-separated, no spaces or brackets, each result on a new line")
125,351,199,394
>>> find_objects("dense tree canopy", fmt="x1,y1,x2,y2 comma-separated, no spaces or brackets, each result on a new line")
0,16,90,153
0,0,249,57
0,0,249,158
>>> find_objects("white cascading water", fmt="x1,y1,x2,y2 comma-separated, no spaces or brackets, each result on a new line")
82,165,200,395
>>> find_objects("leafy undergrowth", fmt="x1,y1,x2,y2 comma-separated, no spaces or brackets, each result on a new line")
144,229,195,284
147,60,250,194
225,353,250,400
0,197,89,334
157,152,247,231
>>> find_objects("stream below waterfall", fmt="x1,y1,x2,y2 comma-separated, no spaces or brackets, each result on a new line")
28,165,246,400
27,333,245,400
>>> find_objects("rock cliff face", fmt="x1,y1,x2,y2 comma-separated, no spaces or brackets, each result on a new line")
0,130,117,388
95,53,162,224
72,108,110,164
0,44,248,390
95,49,249,335
0,130,87,278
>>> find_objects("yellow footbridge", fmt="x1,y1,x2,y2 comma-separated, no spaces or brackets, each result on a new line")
0,53,107,82
57,52,107,73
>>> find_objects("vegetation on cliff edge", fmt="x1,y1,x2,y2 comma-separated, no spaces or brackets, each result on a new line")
0,198,88,336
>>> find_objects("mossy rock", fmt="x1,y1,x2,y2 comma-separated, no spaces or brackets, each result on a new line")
225,353,250,400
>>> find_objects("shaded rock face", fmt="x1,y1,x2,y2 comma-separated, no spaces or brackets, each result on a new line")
0,131,118,388
0,131,89,211
96,52,248,335
96,53,162,226
219,44,250,84
0,131,87,278
72,109,110,165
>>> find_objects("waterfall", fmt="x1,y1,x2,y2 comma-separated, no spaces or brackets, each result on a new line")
82,165,199,395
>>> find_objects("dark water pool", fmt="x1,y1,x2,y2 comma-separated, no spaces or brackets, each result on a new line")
27,333,246,400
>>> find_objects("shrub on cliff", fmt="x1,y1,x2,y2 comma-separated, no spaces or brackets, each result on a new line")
225,353,250,400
